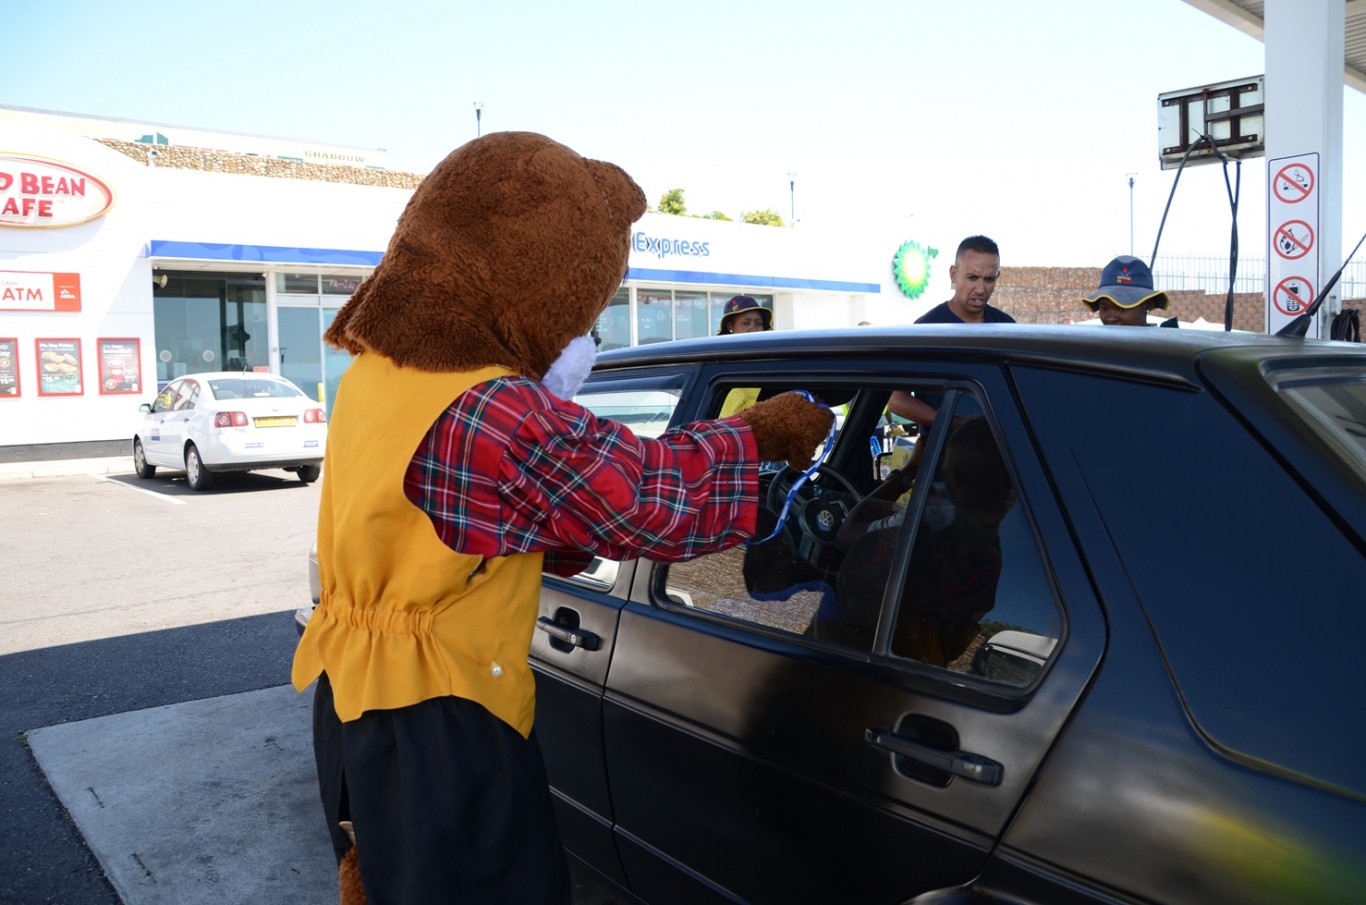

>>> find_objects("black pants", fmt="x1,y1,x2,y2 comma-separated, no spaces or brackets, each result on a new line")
313,674,571,904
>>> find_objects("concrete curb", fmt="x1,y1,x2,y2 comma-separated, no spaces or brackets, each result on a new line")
0,457,135,482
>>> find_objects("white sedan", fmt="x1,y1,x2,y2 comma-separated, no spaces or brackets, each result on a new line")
133,371,327,490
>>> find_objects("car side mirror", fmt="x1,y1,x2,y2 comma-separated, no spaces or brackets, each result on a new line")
139,403,153,413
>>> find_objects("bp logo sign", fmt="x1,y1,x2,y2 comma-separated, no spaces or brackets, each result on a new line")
892,241,937,299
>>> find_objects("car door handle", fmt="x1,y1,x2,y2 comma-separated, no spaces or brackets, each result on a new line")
865,727,1004,786
536,616,601,651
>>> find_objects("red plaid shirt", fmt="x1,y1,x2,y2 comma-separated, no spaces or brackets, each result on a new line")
405,376,758,575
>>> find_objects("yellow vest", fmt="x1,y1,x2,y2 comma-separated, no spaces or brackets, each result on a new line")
291,353,545,737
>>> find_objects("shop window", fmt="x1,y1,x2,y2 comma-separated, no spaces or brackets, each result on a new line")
278,273,320,294
153,271,266,383
595,288,631,351
636,289,674,344
322,273,363,296
674,291,709,340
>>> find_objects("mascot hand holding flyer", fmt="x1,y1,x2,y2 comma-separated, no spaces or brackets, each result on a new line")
291,131,832,904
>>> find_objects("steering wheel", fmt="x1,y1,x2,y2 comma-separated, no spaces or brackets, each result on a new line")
763,464,862,556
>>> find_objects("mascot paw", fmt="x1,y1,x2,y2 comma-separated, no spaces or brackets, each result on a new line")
737,392,834,470
338,821,368,905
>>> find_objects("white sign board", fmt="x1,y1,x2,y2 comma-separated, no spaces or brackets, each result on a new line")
1266,153,1320,335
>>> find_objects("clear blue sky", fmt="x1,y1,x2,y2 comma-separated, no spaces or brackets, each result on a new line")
5,0,1363,270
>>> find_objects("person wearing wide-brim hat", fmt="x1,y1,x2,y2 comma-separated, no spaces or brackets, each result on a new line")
1082,256,1175,327
717,295,773,335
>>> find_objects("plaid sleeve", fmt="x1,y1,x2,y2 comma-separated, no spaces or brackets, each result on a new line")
407,377,758,562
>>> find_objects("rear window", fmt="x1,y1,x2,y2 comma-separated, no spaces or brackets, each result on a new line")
1271,368,1366,474
207,377,303,400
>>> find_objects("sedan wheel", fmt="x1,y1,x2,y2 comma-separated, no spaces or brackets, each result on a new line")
296,464,321,484
184,444,215,491
133,439,157,479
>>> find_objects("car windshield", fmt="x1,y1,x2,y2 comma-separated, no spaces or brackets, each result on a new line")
207,377,302,400
1272,368,1366,476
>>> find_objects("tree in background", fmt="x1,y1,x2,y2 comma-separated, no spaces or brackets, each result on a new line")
656,189,780,227
741,209,785,227
658,188,687,215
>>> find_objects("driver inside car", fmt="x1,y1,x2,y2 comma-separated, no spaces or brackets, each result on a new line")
835,416,1016,664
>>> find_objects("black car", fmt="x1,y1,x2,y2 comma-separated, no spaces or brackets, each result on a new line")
526,325,1366,905
298,325,1365,903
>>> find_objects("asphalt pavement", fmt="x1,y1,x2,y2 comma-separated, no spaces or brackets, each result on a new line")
2,456,633,905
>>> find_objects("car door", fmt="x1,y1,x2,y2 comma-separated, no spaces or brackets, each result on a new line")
530,367,699,890
142,378,187,465
598,358,1107,905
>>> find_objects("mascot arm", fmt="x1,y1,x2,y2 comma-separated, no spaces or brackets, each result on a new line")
735,392,835,470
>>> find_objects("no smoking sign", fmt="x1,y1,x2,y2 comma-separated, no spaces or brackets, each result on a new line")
1273,163,1315,204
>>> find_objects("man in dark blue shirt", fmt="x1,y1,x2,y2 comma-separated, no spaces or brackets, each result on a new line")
891,236,1014,425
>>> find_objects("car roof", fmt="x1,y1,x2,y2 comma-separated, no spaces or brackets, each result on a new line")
595,324,1366,387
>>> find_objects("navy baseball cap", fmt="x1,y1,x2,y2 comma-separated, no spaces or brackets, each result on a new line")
1082,256,1170,311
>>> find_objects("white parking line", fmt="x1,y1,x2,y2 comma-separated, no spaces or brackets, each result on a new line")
94,473,185,504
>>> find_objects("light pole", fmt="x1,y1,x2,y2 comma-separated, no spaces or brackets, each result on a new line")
474,102,484,138
787,172,796,229
1125,173,1136,257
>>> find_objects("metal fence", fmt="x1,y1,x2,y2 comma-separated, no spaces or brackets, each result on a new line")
1154,255,1366,299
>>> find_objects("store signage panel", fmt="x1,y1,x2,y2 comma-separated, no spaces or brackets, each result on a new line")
0,337,19,397
0,270,82,312
98,338,141,395
35,338,83,396
1266,152,1320,334
0,155,115,228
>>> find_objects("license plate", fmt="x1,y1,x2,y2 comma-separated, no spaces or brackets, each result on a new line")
254,416,297,428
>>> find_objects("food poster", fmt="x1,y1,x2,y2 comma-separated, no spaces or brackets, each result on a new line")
0,338,18,397
98,338,141,394
36,338,82,395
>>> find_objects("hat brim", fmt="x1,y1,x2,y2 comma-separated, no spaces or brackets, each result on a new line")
1082,287,1169,312
717,308,773,334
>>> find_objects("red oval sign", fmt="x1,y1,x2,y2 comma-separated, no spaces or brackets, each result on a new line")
0,155,116,228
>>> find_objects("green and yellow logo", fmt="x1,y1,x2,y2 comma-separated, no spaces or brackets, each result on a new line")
892,241,938,299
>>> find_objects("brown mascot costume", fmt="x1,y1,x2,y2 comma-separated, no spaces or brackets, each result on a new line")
291,131,832,905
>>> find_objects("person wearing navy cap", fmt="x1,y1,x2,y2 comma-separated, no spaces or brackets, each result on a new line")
717,295,772,335
1082,256,1176,327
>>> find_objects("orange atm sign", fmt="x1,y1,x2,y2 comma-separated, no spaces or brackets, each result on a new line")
0,270,82,312
0,155,115,228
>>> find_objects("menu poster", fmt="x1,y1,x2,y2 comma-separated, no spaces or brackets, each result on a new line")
36,338,83,396
0,338,18,397
98,338,141,395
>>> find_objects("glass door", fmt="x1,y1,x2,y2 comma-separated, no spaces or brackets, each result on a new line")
277,306,328,404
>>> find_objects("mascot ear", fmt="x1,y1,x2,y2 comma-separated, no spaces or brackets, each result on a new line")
587,159,648,226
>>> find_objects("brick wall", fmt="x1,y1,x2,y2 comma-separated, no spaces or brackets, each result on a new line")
98,139,425,190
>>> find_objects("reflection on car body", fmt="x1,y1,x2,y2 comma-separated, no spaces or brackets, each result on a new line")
302,325,1366,904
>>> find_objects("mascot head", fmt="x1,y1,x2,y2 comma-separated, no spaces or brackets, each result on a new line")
325,131,647,378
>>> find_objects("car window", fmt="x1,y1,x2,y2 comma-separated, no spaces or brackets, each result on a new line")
1271,368,1366,474
173,380,199,411
208,377,302,399
883,398,1059,683
544,373,688,588
661,380,1061,688
151,381,180,413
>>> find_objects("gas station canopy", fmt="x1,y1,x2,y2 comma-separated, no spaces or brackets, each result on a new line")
1182,0,1366,93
